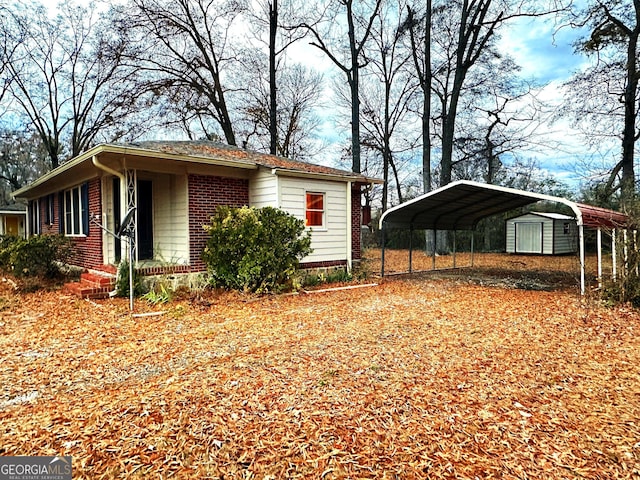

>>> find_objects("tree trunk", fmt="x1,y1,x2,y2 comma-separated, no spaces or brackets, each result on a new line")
347,0,361,174
621,15,639,205
269,0,278,155
422,0,432,194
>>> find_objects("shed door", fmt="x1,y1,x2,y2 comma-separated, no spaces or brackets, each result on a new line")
515,222,543,254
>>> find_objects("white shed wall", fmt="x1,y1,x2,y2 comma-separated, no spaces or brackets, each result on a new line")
551,218,578,254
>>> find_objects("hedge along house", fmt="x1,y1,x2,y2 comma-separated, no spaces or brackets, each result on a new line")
506,212,578,255
12,141,381,286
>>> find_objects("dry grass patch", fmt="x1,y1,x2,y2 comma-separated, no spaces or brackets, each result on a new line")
0,272,638,479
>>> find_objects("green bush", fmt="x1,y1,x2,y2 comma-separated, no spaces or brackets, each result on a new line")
0,235,71,278
202,206,313,293
0,235,20,270
115,260,145,297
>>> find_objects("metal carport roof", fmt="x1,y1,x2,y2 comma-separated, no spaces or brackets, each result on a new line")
378,180,629,294
379,180,627,231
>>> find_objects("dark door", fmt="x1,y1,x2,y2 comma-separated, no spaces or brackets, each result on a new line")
113,178,121,262
137,180,153,260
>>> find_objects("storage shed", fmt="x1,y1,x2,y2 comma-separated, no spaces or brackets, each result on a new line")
506,212,577,255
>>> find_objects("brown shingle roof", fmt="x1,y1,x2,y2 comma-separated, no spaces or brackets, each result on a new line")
128,141,370,180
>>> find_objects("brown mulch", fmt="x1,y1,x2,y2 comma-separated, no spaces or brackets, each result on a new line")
0,254,639,479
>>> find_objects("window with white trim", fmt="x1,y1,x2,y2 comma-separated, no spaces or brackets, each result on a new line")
29,199,40,235
45,194,55,225
305,192,325,228
64,184,88,235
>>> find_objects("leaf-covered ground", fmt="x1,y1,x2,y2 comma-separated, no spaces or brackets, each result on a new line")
1,253,639,479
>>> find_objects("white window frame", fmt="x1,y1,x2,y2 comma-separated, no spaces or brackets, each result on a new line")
29,199,40,236
305,191,326,229
45,194,55,225
64,185,85,236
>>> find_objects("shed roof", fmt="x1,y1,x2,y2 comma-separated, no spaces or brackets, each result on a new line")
379,180,627,230
511,212,575,221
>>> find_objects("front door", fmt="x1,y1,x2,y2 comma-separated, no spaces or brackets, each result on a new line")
5,216,19,236
137,180,153,260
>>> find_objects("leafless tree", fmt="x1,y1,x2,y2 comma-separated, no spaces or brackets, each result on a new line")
123,0,248,145
300,0,383,173
0,129,50,203
402,1,433,194
403,0,566,190
3,1,148,168
563,0,640,205
239,61,324,160
359,0,419,211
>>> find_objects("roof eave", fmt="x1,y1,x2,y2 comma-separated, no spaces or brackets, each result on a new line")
270,167,382,184
12,143,259,199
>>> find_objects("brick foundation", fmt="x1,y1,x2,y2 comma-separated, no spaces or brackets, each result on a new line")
351,184,363,260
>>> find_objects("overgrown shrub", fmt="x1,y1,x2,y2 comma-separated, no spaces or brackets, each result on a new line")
0,235,71,278
0,235,20,270
115,260,145,297
202,206,313,293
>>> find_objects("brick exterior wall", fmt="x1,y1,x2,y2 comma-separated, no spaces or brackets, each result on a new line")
188,174,249,271
34,178,102,270
68,178,102,269
299,259,348,269
40,195,59,236
351,184,363,261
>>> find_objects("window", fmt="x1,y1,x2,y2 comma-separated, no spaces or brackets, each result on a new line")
563,222,570,235
306,192,325,227
29,199,40,235
45,194,55,225
64,184,89,235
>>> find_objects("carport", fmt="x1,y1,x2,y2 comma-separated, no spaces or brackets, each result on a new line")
379,180,628,294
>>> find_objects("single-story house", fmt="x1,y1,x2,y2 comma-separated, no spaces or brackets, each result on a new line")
506,212,577,255
12,141,381,281
0,204,27,238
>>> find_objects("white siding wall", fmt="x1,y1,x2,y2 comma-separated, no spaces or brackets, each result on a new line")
151,173,189,264
102,176,116,263
278,176,348,263
542,219,553,254
249,170,278,208
552,219,578,254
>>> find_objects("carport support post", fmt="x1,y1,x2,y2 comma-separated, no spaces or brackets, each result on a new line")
612,229,617,281
381,225,386,277
597,228,602,288
409,225,413,273
471,232,475,267
432,229,436,270
579,224,586,295
453,230,457,268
